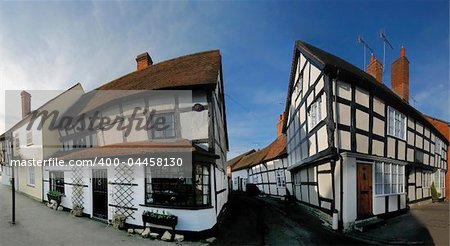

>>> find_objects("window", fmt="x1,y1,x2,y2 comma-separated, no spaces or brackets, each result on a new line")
145,164,210,207
435,138,443,156
28,166,35,186
242,178,247,189
308,98,322,130
233,177,238,188
294,74,303,103
276,169,286,188
26,131,33,146
253,175,259,184
150,112,176,139
422,172,432,188
14,133,19,149
49,171,65,194
388,107,406,140
374,162,405,195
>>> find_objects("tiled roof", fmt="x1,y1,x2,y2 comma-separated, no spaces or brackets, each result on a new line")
227,149,256,168
232,134,286,171
98,50,221,91
63,50,221,117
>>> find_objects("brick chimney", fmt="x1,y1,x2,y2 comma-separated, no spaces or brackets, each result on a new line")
276,112,286,137
391,46,409,103
366,54,383,83
21,90,31,118
136,52,153,71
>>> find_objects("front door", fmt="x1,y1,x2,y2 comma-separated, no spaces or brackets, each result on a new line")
92,169,108,219
357,163,373,219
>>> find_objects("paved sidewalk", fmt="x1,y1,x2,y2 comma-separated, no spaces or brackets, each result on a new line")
347,201,449,245
0,184,174,246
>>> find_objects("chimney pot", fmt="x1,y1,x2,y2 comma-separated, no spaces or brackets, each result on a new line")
276,112,286,137
391,46,409,103
136,52,153,71
366,54,383,83
20,91,31,118
400,46,406,57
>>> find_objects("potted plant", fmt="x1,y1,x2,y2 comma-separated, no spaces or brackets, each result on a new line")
111,213,127,230
71,204,84,217
47,190,63,206
142,210,178,228
430,182,441,202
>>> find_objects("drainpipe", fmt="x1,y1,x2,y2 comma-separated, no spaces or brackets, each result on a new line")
10,132,16,225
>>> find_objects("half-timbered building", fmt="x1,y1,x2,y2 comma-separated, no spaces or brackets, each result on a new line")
43,50,229,234
282,40,448,230
230,114,293,197
424,115,449,199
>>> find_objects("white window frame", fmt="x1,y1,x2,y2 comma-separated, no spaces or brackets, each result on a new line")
276,169,286,188
28,166,35,186
14,133,20,149
435,138,443,156
308,98,322,131
26,131,33,146
387,107,407,140
374,162,405,196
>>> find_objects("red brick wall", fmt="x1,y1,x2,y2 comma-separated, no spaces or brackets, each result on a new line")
366,54,383,83
391,47,409,103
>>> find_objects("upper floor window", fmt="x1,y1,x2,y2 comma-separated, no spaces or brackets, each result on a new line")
388,107,406,140
26,131,33,146
14,133,20,149
150,112,176,139
435,138,442,156
294,74,303,103
308,98,322,131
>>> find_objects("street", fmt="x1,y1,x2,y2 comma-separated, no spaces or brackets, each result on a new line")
0,184,173,246
214,195,361,245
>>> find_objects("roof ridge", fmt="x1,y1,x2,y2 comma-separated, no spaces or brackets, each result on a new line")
96,49,220,90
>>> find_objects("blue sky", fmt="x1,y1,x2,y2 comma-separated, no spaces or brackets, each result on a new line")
0,1,448,158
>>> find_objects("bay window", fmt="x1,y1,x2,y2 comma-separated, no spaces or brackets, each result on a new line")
145,163,210,207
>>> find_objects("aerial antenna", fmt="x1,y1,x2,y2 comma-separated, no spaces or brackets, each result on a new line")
357,35,374,68
379,30,394,72
411,96,417,107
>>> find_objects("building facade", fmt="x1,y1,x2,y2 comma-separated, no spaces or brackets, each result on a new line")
230,114,293,197
425,115,449,199
43,50,229,233
282,41,448,230
1,85,84,201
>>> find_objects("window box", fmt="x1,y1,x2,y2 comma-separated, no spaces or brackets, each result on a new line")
142,210,178,229
47,190,63,206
